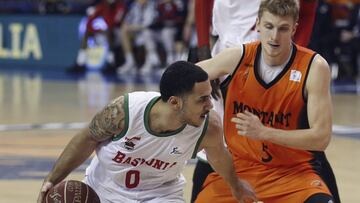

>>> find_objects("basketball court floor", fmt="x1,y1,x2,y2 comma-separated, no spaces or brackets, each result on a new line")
0,69,359,203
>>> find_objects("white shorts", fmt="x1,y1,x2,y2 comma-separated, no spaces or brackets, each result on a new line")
84,173,186,203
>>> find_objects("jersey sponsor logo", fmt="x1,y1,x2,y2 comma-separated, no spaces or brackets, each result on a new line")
232,102,292,127
310,179,322,187
289,70,302,82
112,151,177,170
170,147,182,155
122,136,141,150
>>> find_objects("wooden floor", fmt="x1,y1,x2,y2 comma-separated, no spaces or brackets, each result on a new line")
0,71,359,203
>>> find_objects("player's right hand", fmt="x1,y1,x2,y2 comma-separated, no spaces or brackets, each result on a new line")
231,178,258,203
37,181,53,203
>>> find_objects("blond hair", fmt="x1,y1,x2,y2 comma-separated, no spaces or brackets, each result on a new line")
258,0,299,22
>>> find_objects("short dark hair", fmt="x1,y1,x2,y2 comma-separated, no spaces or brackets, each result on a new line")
160,61,208,102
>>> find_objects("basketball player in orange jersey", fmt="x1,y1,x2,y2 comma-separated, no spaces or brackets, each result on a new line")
193,0,341,203
195,0,337,202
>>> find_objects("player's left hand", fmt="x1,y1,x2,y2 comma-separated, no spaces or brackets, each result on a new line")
230,178,258,203
231,111,265,140
37,181,53,203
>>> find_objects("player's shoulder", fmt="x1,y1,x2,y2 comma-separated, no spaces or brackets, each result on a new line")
108,95,125,108
128,91,160,98
126,91,160,105
307,54,330,78
206,110,222,134
306,54,331,91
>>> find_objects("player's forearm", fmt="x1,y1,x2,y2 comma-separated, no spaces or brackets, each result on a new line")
197,47,243,79
262,126,331,151
46,129,98,184
208,149,239,188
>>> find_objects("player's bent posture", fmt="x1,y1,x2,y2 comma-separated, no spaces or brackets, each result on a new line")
37,61,256,203
195,0,338,202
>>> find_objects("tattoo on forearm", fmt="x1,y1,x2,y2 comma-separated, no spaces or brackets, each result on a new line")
89,96,125,141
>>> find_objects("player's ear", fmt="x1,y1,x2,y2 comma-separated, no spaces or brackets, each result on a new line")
256,17,260,32
168,96,181,110
292,22,298,37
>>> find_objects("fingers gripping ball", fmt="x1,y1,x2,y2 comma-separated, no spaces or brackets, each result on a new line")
44,180,100,203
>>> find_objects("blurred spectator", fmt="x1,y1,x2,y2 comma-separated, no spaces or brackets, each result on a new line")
179,0,199,63
67,0,128,74
66,0,102,15
336,2,359,79
117,0,158,75
173,0,193,62
151,0,183,66
327,0,360,80
309,0,338,69
0,0,38,13
38,0,71,14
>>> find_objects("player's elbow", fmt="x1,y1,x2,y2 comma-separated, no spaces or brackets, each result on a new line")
314,128,331,151
315,137,330,151
319,134,331,151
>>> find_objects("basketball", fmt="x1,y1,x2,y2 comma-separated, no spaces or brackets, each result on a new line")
44,180,100,203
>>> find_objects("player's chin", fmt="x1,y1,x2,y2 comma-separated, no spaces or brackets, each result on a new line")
197,115,207,125
188,117,205,127
200,114,207,119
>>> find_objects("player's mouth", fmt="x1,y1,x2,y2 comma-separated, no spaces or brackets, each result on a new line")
200,111,209,118
268,42,280,48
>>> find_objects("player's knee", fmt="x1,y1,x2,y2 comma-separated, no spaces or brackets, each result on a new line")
304,193,334,203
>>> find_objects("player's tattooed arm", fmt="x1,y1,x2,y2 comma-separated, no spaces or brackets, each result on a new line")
89,96,126,141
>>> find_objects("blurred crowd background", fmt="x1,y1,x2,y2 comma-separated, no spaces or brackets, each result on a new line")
0,0,359,82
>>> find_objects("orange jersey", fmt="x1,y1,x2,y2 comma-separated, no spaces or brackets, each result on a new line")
224,41,316,166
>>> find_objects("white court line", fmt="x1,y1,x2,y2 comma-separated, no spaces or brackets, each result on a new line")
332,125,360,135
0,123,359,137
0,122,87,131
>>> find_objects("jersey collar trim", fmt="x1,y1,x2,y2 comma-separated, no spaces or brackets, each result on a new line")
254,43,297,89
144,96,187,137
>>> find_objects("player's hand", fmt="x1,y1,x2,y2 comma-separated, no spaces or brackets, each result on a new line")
230,178,258,203
210,79,222,100
231,111,265,140
37,181,53,203
197,45,211,61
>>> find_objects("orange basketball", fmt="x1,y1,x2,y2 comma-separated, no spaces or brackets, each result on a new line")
44,180,100,203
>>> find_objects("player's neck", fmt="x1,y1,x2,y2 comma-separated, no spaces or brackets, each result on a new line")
148,101,185,134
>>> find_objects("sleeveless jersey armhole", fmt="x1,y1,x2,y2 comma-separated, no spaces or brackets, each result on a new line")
220,44,246,100
302,53,317,103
